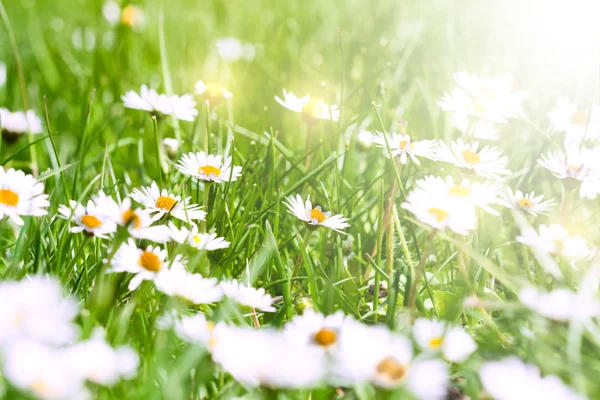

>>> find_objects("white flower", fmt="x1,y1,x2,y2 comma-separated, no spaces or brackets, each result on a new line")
121,85,198,121
130,181,206,222
517,224,594,261
0,108,43,141
167,223,230,250
0,167,49,225
154,263,223,304
0,276,79,347
174,313,216,346
284,194,350,233
176,152,242,183
275,89,340,123
103,2,145,28
371,132,438,164
58,199,117,238
67,328,138,386
436,139,510,180
282,309,350,351
547,98,600,147
519,287,599,322
220,280,276,312
413,318,476,363
195,81,233,106
498,189,555,216
538,148,600,184
215,37,256,62
162,137,179,159
480,357,584,400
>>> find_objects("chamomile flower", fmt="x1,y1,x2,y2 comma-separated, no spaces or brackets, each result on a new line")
176,152,242,183
103,1,145,28
154,263,223,304
519,287,600,322
538,148,600,183
436,139,510,180
0,108,43,143
282,309,350,351
498,189,555,216
167,223,230,250
284,194,350,233
517,224,594,261
220,280,276,312
174,313,216,346
130,181,206,222
195,81,233,106
0,167,49,226
275,89,340,123
413,318,476,363
121,85,198,121
371,132,438,164
58,199,117,238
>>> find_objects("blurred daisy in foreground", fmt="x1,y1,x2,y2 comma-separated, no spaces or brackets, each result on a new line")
0,167,49,226
58,199,117,238
168,223,230,250
174,313,216,346
103,1,145,29
284,194,350,234
371,132,438,164
282,310,350,351
412,318,476,363
436,139,510,180
220,280,276,312
195,81,232,106
480,357,584,400
154,263,223,304
130,181,206,222
275,89,340,124
517,224,594,261
176,152,242,183
498,189,555,216
548,98,600,147
215,37,256,62
121,85,198,121
519,287,599,322
0,108,43,143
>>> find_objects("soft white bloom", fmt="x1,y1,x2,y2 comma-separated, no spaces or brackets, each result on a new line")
436,139,510,180
174,313,216,346
413,318,476,363
0,167,49,225
0,108,43,141
0,276,79,347
194,81,233,106
548,98,600,147
103,2,145,28
162,137,180,159
284,194,350,233
58,199,117,238
282,309,351,351
517,224,594,261
519,287,599,322
154,263,223,304
121,85,198,121
215,37,256,62
102,1,121,24
220,280,276,312
538,148,600,186
167,223,230,250
371,132,438,164
498,189,555,216
130,181,206,222
275,89,340,123
480,357,584,400
176,152,242,183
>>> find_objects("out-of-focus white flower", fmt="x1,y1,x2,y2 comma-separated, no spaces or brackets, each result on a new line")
436,139,510,180
0,62,6,87
538,148,600,187
174,313,216,346
517,224,594,261
284,194,350,233
167,223,230,250
282,309,351,351
154,263,223,304
130,181,206,222
519,287,599,322
220,280,276,312
103,2,145,29
0,167,49,226
121,85,197,121
162,137,180,159
275,89,340,123
195,81,232,106
371,132,438,164
0,108,43,142
412,318,476,363
58,199,117,238
176,152,242,183
215,37,256,62
548,98,600,147
498,189,555,216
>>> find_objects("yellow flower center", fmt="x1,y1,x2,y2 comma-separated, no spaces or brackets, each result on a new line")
198,165,222,177
462,149,481,165
570,110,589,126
313,328,337,347
448,185,471,197
302,100,328,120
193,235,202,244
155,195,177,211
399,140,414,151
122,209,141,228
81,215,102,229
518,198,533,209
0,188,19,207
376,356,407,383
310,208,327,223
30,380,53,397
429,336,444,349
138,251,162,272
554,239,564,253
121,5,141,27
428,208,449,222
203,83,230,105
567,164,582,175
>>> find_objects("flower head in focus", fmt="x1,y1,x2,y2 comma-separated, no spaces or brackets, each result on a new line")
435,139,510,180
498,189,555,216
130,181,206,222
168,223,230,250
412,318,476,363
58,198,117,238
282,309,351,351
121,85,198,121
284,194,350,234
176,152,242,183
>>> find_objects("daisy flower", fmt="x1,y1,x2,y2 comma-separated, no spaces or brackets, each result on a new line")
58,199,117,238
220,280,276,312
195,81,233,106
284,194,350,233
0,108,43,143
0,167,49,226
538,148,600,182
412,318,476,363
162,137,180,159
154,263,223,304
519,287,600,322
130,181,206,222
275,89,340,123
121,85,198,121
517,224,594,261
167,223,230,250
282,309,351,351
215,37,256,62
176,152,242,183
435,139,510,180
498,189,555,216
547,98,600,147
371,132,438,164
103,1,145,28
174,313,216,346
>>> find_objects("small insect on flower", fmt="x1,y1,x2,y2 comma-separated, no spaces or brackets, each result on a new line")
517,224,594,261
498,189,555,216
275,89,340,124
220,280,276,312
121,85,198,121
195,81,233,106
0,167,49,226
154,263,224,304
176,152,242,183
412,318,476,363
282,309,351,351
168,223,230,250
284,194,350,234
130,181,206,222
58,198,117,238
371,132,438,164
435,138,510,180
519,287,599,322
0,108,43,143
